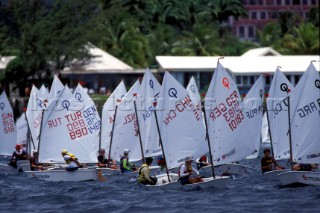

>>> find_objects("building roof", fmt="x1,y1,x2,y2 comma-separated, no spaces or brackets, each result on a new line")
62,45,134,74
241,47,281,57
156,47,320,74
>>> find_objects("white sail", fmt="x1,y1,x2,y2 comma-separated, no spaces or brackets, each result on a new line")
48,75,64,101
290,63,320,163
243,75,264,159
39,85,49,98
261,112,271,144
39,85,100,163
0,91,17,155
26,85,47,152
16,112,28,147
109,80,142,162
204,62,255,166
101,81,127,151
266,68,294,160
186,76,205,126
157,71,207,169
137,69,162,157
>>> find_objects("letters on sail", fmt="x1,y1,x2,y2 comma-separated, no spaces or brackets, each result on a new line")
137,69,162,157
0,91,17,156
39,85,100,163
243,75,264,159
204,62,255,165
266,68,294,160
101,81,127,152
156,71,207,169
290,62,320,163
109,80,142,162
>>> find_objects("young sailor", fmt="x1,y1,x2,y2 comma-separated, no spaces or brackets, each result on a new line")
178,156,202,185
8,144,27,168
61,149,82,171
292,163,318,171
120,149,136,173
30,151,46,171
261,148,285,173
157,155,166,172
196,155,210,170
97,148,118,169
137,157,157,185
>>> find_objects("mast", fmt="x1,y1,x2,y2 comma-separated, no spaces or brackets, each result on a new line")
24,113,36,151
287,95,293,170
107,105,118,164
133,93,145,163
98,109,103,151
153,102,171,182
202,101,216,178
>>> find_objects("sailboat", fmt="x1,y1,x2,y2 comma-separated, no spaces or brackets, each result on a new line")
277,62,320,186
150,71,229,189
200,61,258,178
263,68,293,180
0,91,30,174
25,84,100,181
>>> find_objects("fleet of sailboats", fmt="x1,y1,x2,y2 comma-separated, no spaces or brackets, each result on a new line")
0,60,319,187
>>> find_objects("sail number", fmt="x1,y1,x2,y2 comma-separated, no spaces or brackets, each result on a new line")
2,112,15,134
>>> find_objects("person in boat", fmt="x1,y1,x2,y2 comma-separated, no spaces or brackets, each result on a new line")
120,149,136,173
157,155,166,171
137,157,157,185
178,156,202,185
8,144,28,168
292,163,318,171
30,151,46,171
196,154,210,170
97,148,118,169
61,149,83,171
261,148,285,173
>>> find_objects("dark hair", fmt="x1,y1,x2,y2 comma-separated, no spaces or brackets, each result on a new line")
264,148,270,153
146,157,153,164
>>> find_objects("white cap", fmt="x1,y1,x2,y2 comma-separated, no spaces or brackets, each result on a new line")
124,149,130,155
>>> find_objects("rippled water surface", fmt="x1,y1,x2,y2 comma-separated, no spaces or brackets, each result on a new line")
1,155,319,213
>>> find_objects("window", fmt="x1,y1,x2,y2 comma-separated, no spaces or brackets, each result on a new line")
261,12,266,19
249,0,257,5
292,0,300,5
294,75,300,85
311,0,317,4
276,0,282,5
271,12,278,19
285,0,291,5
251,12,257,19
258,0,264,4
265,76,271,85
266,0,274,5
250,76,255,84
236,76,242,84
242,0,248,4
248,26,255,37
302,0,308,4
243,76,248,85
239,26,245,37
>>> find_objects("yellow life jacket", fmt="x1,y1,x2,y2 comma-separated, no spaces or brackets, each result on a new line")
138,164,149,176
64,153,77,164
178,164,192,177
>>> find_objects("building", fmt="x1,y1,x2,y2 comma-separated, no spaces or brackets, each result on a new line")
156,47,320,94
228,0,319,41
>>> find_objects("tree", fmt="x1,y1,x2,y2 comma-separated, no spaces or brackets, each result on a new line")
1,0,100,96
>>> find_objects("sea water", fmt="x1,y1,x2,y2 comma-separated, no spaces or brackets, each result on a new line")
0,147,319,213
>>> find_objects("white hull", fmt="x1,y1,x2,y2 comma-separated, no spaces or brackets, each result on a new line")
278,171,320,186
199,164,258,178
148,173,230,189
0,160,31,175
99,166,162,181
25,169,98,182
263,170,289,181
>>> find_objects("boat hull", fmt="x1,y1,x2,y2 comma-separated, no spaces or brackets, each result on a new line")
25,169,98,182
199,163,258,178
0,160,31,174
148,173,230,189
263,170,289,181
278,171,320,186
